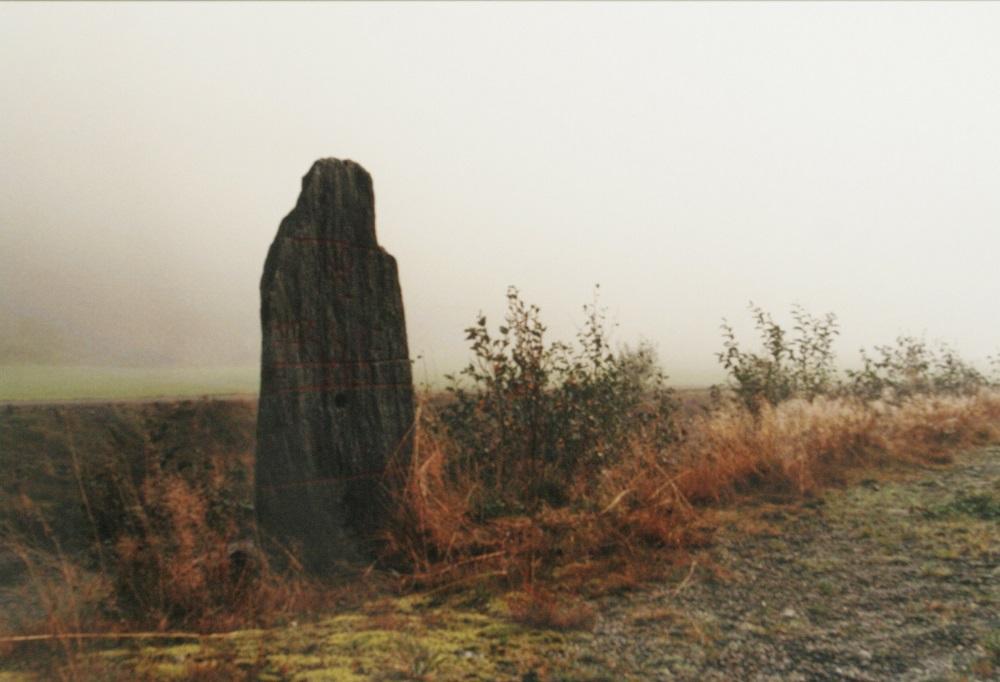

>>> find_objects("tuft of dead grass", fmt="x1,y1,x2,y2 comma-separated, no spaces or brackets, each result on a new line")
505,587,597,631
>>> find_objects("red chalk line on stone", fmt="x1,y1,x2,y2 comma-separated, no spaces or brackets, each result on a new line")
287,236,386,252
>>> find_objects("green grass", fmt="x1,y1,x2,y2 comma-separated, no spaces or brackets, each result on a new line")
0,365,258,402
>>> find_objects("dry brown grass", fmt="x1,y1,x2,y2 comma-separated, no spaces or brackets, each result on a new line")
1,461,349,655
91,459,347,633
384,389,1000,595
505,587,597,631
671,390,1000,505
5,388,999,678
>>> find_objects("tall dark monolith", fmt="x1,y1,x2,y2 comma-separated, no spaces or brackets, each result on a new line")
255,159,414,571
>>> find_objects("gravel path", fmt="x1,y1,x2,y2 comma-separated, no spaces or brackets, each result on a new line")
588,447,1000,681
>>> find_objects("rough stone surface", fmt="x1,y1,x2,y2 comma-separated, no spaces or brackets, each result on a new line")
255,158,414,571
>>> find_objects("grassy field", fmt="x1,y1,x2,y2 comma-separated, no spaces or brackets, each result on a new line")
0,366,259,402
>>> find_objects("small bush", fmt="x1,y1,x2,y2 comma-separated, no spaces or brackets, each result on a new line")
846,337,989,402
717,303,839,411
439,286,678,515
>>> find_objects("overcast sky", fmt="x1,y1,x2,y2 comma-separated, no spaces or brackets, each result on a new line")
2,2,999,385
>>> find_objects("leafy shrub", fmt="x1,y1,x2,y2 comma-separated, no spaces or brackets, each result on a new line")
439,286,678,515
846,336,988,402
933,343,990,395
717,303,839,411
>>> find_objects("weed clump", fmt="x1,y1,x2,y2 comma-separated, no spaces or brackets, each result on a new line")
505,587,596,631
1,403,335,642
104,467,250,629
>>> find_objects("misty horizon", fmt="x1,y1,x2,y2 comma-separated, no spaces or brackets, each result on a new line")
3,3,1000,390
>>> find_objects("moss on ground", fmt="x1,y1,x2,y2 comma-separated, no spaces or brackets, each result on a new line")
0,597,599,681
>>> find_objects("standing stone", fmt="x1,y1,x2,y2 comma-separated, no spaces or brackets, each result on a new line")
255,158,414,571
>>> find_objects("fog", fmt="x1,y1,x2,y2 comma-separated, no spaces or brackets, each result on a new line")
2,2,999,387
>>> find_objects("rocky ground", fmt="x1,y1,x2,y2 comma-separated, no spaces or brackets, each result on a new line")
592,446,999,681
1,446,997,681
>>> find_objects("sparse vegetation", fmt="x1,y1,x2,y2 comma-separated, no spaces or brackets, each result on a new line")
505,587,596,632
0,402,337,662
384,293,1000,600
2,292,999,680
717,303,839,411
846,336,991,402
